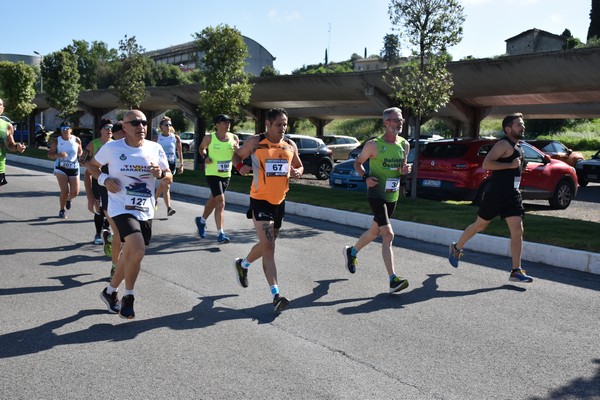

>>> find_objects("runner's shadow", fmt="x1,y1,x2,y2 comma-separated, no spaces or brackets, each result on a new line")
338,273,526,315
528,358,600,400
0,242,94,256
0,279,363,358
0,274,106,296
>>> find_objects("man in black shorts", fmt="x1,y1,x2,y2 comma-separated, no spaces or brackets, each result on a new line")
448,113,533,283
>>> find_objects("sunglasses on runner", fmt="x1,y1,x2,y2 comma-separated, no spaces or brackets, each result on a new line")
102,124,113,131
124,120,148,127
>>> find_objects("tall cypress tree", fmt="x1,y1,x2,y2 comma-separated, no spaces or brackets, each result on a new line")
588,0,600,40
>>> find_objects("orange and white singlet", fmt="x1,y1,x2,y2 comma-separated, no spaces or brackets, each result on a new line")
250,134,294,205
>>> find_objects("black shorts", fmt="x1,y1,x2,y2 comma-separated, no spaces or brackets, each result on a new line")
168,162,176,174
92,178,109,211
206,175,230,197
478,190,525,221
55,166,79,177
112,214,153,246
246,198,285,230
368,196,397,227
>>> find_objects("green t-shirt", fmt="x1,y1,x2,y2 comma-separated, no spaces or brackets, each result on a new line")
367,135,407,202
0,119,9,174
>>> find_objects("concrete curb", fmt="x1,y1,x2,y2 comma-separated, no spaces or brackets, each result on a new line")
8,154,599,275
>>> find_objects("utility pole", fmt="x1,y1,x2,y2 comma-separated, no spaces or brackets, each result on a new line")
33,51,44,127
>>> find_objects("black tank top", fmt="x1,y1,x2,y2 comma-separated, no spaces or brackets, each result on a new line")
486,137,523,193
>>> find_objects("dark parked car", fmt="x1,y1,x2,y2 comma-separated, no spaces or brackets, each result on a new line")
412,138,578,209
526,139,584,168
285,134,334,180
575,150,600,186
235,132,254,146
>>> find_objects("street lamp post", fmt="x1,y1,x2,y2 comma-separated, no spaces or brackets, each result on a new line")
33,51,44,127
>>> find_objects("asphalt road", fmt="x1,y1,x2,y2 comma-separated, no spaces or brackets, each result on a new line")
1,164,599,400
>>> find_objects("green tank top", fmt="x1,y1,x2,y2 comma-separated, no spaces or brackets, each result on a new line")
205,132,235,177
367,136,407,202
0,119,9,173
91,138,105,155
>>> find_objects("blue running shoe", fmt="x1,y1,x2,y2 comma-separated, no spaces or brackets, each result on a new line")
448,242,463,268
195,217,206,238
509,268,533,283
217,232,230,244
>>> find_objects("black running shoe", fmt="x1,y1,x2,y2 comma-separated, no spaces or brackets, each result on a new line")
343,246,357,274
167,207,176,216
389,276,409,294
58,210,67,219
234,258,248,288
100,288,120,313
119,295,135,319
273,294,290,313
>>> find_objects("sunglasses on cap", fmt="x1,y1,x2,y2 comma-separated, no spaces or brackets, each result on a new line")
124,120,148,127
102,124,113,131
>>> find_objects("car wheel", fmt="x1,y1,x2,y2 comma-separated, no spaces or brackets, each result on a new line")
315,159,333,180
548,179,574,209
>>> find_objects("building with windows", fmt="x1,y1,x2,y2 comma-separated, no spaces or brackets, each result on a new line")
144,36,275,76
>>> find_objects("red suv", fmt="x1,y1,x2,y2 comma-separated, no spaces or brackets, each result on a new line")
412,138,578,209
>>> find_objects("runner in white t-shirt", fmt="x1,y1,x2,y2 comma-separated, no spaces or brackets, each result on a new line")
87,110,172,320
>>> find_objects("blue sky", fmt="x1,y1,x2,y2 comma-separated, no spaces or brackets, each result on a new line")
4,0,592,74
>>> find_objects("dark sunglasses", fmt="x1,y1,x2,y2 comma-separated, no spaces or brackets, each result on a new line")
102,124,113,131
124,120,148,127
60,126,71,131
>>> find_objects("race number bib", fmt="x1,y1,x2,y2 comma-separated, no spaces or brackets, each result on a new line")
125,193,151,213
59,160,77,169
265,159,289,177
385,178,400,192
217,160,231,173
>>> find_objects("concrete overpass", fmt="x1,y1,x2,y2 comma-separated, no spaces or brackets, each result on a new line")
31,46,600,137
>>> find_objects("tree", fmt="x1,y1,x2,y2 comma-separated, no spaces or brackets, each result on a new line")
41,51,81,118
193,24,253,125
588,0,600,40
381,33,401,65
561,29,582,49
385,0,465,200
63,40,118,90
260,65,280,77
114,35,148,109
0,61,37,122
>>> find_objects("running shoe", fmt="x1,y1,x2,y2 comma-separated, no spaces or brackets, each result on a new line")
234,258,248,288
167,207,176,216
509,268,534,283
58,210,67,219
273,294,290,313
217,232,231,244
94,234,103,245
389,276,409,293
343,246,357,274
119,295,135,319
448,242,463,268
100,288,120,313
195,217,206,238
65,200,72,210
102,229,112,257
